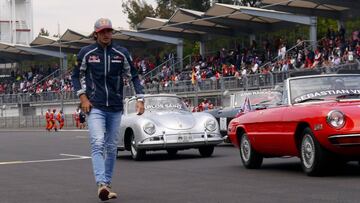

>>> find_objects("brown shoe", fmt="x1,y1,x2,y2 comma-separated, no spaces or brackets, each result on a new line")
97,184,110,201
107,185,118,200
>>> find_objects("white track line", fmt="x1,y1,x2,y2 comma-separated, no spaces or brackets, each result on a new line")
60,153,91,158
0,154,91,165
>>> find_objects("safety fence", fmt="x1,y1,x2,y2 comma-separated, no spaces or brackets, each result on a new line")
0,114,79,129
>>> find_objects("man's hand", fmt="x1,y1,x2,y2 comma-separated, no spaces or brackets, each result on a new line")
136,100,145,115
80,94,92,113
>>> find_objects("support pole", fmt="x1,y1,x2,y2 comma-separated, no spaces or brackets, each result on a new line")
200,41,206,58
177,42,184,71
309,16,317,51
250,34,256,47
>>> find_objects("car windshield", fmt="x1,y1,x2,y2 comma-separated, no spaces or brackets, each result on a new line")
290,75,360,104
234,90,282,107
144,96,188,112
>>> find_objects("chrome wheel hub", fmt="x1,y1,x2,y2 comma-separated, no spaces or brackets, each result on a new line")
131,140,137,156
301,134,315,169
241,136,251,161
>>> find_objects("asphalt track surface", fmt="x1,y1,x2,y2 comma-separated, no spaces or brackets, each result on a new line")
0,129,359,203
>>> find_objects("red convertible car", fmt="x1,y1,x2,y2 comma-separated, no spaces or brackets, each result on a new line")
228,73,360,176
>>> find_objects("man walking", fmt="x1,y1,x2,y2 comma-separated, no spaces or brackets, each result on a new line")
56,110,65,130
72,18,144,201
45,108,51,131
50,109,58,131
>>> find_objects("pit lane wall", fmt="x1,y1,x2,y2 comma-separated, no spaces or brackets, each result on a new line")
0,102,80,128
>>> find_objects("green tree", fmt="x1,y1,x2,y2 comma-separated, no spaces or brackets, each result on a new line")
39,28,49,36
177,0,211,11
156,0,176,19
156,0,211,18
121,0,157,29
317,17,337,38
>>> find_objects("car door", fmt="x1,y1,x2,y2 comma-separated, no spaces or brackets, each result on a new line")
245,106,286,154
118,99,136,148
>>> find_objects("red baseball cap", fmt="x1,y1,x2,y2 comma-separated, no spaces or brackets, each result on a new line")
94,18,113,33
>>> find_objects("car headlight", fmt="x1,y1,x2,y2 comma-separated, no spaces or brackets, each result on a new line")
327,110,345,129
143,122,156,135
205,119,217,132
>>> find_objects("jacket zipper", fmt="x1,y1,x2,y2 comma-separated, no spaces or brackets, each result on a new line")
116,75,121,92
90,71,96,99
108,55,111,73
104,49,109,106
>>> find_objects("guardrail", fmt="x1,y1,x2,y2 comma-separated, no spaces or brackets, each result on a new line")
0,91,77,105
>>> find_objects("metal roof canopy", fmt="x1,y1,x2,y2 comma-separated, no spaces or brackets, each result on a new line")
1,26,183,64
166,8,234,36
48,28,180,51
203,4,316,33
261,0,359,19
139,3,318,52
139,3,317,37
0,42,54,63
0,36,70,65
137,17,204,40
31,35,81,53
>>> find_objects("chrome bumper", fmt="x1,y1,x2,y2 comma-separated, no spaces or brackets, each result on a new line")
137,132,223,150
328,134,360,146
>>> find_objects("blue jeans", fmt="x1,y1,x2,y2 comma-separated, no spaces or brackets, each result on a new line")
87,108,122,185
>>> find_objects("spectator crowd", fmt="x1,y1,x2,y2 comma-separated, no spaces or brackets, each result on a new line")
140,26,360,90
0,65,72,96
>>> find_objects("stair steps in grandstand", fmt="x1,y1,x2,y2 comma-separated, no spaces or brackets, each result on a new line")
142,55,192,80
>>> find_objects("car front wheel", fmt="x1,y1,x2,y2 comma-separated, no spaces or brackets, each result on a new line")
300,127,330,176
130,135,146,161
199,146,214,157
239,133,263,169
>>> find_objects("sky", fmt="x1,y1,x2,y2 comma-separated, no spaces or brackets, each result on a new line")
32,0,157,37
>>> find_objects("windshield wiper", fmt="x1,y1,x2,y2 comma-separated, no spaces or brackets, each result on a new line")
296,98,324,103
336,94,360,99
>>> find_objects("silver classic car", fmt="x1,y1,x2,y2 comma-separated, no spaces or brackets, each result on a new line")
117,94,223,160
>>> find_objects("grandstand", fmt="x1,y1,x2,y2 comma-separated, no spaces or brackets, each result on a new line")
0,0,359,128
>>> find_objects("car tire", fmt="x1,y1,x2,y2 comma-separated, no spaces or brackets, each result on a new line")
167,149,178,157
199,146,214,157
239,133,263,169
300,127,331,176
130,134,146,161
